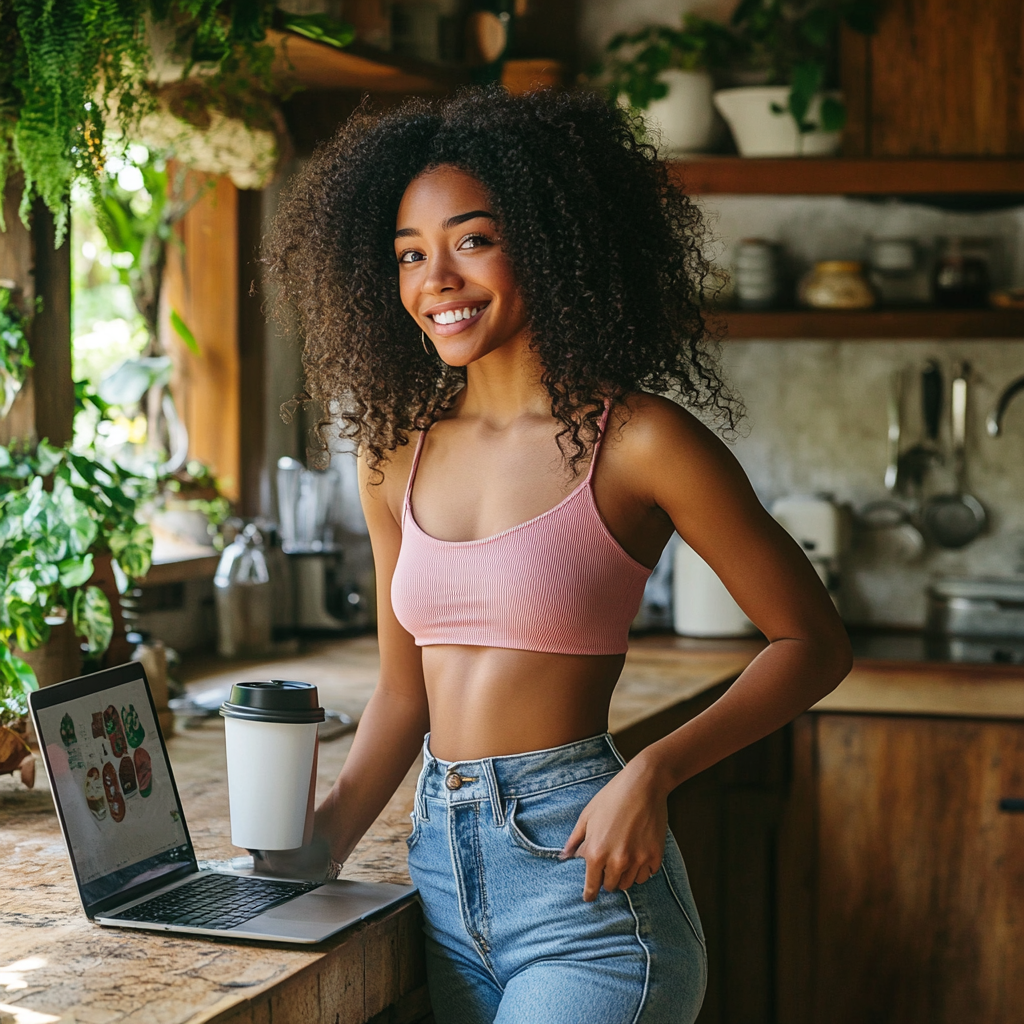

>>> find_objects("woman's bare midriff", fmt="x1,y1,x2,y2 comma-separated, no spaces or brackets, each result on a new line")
422,645,626,760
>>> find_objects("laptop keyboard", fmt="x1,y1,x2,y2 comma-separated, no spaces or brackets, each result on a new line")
109,872,322,930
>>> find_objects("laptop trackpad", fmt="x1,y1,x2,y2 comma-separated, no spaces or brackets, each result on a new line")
242,879,415,936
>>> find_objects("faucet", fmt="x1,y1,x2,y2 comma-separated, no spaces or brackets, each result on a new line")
987,375,1024,437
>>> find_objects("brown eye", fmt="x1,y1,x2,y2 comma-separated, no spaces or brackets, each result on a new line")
398,250,425,264
459,234,493,250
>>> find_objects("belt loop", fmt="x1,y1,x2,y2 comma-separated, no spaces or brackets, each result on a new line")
482,759,505,828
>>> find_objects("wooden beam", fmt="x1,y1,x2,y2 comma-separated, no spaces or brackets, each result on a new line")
237,188,267,518
0,178,37,446
29,200,74,446
163,173,241,501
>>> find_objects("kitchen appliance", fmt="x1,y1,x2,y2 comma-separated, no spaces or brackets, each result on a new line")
933,236,991,308
771,495,847,607
276,458,373,635
673,540,758,638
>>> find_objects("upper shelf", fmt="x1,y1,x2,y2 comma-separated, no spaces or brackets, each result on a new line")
268,29,463,93
710,308,1024,340
667,157,1024,196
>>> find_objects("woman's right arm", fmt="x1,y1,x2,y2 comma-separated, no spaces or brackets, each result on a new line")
314,453,429,866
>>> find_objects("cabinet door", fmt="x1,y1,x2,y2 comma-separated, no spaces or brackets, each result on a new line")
813,714,1024,1024
842,0,1024,156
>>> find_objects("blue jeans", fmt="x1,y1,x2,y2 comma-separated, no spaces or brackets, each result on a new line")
406,734,707,1024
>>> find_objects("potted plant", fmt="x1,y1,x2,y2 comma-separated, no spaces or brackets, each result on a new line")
592,14,736,155
713,0,876,157
0,441,154,720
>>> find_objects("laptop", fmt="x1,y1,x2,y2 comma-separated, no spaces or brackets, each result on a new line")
29,662,415,944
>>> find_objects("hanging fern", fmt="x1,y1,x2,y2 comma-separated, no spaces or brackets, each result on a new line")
0,1,321,245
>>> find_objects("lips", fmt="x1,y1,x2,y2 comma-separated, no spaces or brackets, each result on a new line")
423,301,489,337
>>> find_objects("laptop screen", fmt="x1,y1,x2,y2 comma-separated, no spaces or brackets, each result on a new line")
32,666,194,911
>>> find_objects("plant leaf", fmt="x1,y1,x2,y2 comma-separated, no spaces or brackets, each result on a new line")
72,585,114,654
170,309,200,354
820,96,847,132
58,554,94,588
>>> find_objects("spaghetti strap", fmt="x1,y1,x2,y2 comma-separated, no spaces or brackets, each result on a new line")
402,427,430,522
584,399,613,484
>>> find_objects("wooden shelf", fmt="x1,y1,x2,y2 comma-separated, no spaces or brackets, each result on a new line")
268,29,463,93
668,157,1024,195
710,308,1024,339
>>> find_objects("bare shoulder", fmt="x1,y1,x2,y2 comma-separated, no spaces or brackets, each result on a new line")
608,392,734,469
357,433,421,524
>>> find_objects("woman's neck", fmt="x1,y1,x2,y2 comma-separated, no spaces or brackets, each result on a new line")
458,333,550,426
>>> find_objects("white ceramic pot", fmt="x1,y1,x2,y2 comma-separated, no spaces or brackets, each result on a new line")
673,541,758,638
645,69,718,156
713,86,842,157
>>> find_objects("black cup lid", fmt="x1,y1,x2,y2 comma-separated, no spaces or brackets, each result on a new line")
220,680,325,724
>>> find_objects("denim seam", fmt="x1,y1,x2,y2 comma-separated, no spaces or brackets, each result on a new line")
623,888,652,1024
447,801,501,985
497,768,620,800
661,857,708,955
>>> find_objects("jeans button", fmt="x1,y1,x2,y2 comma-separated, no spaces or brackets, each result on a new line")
445,771,463,791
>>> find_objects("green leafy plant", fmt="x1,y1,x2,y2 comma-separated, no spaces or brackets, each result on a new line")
0,441,154,724
592,15,737,110
0,288,34,417
728,0,877,133
0,2,352,245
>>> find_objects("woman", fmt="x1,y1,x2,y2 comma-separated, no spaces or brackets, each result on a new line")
266,88,851,1024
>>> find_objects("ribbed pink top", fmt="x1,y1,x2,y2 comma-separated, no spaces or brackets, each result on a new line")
391,403,653,655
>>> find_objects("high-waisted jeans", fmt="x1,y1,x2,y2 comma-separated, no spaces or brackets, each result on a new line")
406,734,707,1024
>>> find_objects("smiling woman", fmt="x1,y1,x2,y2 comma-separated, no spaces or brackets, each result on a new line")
263,88,851,1024
263,88,736,472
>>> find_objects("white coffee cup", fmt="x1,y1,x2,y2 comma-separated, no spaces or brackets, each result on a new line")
220,680,325,851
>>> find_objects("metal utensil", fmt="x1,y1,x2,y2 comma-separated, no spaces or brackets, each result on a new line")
898,360,944,489
884,368,903,491
922,363,987,548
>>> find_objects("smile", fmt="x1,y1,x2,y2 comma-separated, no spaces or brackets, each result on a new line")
431,305,485,324
425,302,489,337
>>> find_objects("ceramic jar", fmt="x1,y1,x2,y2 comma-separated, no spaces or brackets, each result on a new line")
799,260,875,310
734,239,781,309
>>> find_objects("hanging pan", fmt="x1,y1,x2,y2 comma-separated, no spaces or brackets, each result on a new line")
922,362,987,549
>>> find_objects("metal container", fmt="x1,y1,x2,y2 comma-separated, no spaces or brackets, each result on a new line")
214,523,273,657
926,577,1024,638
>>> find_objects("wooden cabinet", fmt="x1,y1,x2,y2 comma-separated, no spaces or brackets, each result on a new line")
780,713,1024,1024
843,0,1024,156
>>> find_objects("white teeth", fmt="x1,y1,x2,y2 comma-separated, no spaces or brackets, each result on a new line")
431,305,482,324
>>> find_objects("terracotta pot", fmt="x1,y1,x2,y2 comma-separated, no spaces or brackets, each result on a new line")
18,620,81,689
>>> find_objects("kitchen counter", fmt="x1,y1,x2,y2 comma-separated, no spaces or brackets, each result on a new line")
4,635,1022,1024
0,635,759,1024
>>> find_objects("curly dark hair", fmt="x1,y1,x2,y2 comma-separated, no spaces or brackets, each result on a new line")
263,86,740,472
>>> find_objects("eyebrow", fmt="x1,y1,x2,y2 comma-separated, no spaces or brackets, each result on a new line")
394,209,495,239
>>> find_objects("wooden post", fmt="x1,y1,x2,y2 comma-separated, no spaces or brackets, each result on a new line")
30,200,74,446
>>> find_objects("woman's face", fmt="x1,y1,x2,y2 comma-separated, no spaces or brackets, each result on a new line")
395,165,529,366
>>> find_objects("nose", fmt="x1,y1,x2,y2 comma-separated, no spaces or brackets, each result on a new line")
422,249,464,296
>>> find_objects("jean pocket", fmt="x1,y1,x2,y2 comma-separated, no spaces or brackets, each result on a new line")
507,775,613,859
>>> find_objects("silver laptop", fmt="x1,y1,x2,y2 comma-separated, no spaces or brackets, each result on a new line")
30,662,414,944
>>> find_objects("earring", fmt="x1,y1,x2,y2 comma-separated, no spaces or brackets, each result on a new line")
421,330,431,355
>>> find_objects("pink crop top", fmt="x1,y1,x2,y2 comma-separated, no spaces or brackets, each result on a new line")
391,403,653,656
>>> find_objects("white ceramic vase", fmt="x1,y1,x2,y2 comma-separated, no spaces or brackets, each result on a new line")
644,69,718,156
713,86,843,157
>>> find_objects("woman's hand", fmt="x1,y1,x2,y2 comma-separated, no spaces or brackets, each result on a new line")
560,755,670,902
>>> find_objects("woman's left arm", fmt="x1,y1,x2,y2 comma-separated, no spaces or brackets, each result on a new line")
562,397,853,900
